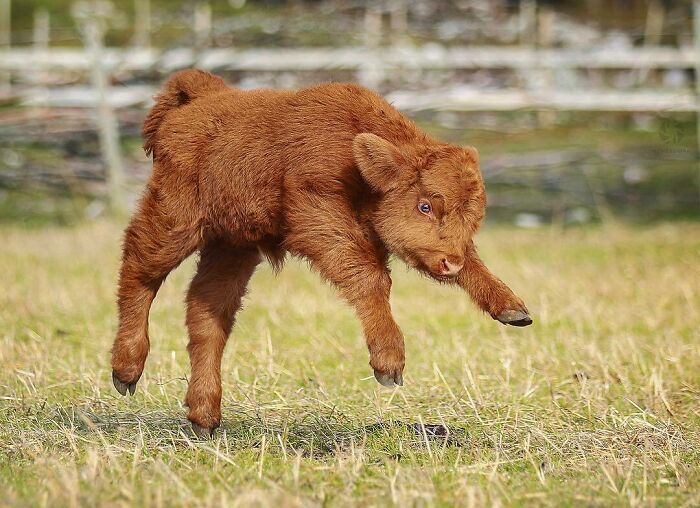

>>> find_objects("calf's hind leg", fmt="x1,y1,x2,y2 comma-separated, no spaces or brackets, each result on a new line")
111,188,201,395
185,241,260,438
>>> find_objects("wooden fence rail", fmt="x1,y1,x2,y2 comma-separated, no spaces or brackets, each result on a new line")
0,45,696,73
16,85,697,114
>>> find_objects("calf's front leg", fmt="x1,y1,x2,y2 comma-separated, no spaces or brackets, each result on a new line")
346,268,405,387
286,202,405,388
308,250,404,387
457,241,532,326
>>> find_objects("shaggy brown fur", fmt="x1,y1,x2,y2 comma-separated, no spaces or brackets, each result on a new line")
111,69,531,437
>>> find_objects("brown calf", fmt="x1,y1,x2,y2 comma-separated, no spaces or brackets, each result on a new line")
111,70,531,438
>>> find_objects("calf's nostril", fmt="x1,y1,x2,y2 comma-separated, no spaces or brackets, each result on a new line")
440,258,450,273
440,258,463,275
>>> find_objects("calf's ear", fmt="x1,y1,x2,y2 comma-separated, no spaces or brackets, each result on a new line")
353,133,404,193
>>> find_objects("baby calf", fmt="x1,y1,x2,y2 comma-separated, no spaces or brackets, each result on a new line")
111,70,531,438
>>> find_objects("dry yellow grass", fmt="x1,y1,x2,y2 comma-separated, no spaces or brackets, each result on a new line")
0,221,699,507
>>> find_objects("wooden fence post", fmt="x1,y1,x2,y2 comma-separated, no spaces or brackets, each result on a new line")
637,0,664,84
519,0,537,46
519,0,537,126
693,0,700,203
364,3,382,48
359,3,385,89
0,0,10,95
33,8,50,51
389,0,408,46
73,1,127,216
32,8,50,103
537,5,555,126
194,2,212,52
133,0,151,48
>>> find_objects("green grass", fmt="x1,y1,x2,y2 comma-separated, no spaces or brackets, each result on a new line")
418,114,696,157
1,221,699,506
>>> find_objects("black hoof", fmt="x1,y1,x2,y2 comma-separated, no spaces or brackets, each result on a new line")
112,371,138,396
496,310,533,327
191,423,216,439
374,369,403,388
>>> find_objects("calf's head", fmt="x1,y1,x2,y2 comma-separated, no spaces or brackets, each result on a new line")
353,133,486,281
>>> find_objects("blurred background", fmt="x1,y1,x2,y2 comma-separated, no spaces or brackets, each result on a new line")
0,0,698,225
2,4,700,504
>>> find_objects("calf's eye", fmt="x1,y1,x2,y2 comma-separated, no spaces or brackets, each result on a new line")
418,201,432,214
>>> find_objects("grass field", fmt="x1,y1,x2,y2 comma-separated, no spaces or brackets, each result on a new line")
1,221,699,506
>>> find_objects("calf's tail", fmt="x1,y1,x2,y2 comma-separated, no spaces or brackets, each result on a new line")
142,69,228,157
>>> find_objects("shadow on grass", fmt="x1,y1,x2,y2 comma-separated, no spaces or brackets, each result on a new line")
44,403,469,456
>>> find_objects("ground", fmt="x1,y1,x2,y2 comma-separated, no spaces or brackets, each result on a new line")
1,221,699,507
